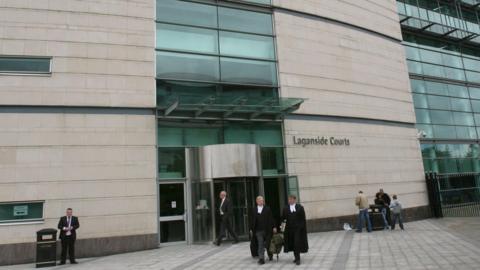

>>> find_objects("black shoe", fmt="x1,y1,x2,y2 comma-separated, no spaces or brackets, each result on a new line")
71,261,78,264
59,262,66,265
258,259,265,265
296,260,301,265
268,255,273,261
355,230,362,233
213,240,220,246
233,239,239,244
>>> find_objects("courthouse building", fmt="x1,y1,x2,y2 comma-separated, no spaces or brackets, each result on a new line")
0,0,479,265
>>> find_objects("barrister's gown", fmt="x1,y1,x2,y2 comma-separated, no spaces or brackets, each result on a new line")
249,205,275,257
282,204,308,253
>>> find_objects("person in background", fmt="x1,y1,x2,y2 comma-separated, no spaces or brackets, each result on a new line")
57,208,80,265
374,193,390,230
376,188,392,226
250,196,276,265
214,191,239,245
355,191,372,233
389,194,404,230
282,195,308,265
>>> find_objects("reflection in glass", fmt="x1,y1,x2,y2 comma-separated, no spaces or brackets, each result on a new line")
156,0,217,28
220,31,275,60
156,23,218,54
218,7,273,35
220,57,277,85
156,51,220,82
158,148,185,179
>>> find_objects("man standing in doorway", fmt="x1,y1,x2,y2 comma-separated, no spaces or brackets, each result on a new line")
355,190,372,233
282,195,309,265
250,196,276,265
57,208,80,265
214,191,238,245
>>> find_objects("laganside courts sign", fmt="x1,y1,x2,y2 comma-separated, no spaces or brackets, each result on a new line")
293,136,350,147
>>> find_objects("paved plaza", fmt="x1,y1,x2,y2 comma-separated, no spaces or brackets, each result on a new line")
3,218,480,270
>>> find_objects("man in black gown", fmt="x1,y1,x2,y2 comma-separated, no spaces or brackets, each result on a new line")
250,196,276,265
282,195,308,265
214,191,238,245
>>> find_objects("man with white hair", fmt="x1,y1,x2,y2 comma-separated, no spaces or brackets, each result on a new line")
250,196,276,265
214,191,238,245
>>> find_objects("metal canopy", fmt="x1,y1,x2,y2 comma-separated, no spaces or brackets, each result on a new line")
156,93,304,121
399,14,480,44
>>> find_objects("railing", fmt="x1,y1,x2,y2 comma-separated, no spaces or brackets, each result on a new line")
425,172,480,217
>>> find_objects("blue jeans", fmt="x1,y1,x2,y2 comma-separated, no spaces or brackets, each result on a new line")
380,208,389,229
391,213,404,230
356,208,372,232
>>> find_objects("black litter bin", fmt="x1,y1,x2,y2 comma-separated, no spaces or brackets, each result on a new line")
369,205,385,231
36,228,57,268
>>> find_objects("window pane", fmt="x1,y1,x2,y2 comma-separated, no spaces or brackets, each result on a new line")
237,0,271,4
253,124,283,146
422,63,444,78
430,110,453,125
184,127,221,146
157,126,183,146
420,49,442,65
0,202,43,223
405,46,421,61
224,124,253,144
156,23,218,54
219,31,275,60
425,81,448,96
156,0,217,28
428,95,451,110
410,79,426,93
444,66,466,81
415,109,431,123
407,60,422,74
433,125,456,138
0,57,50,73
156,51,219,82
220,57,277,85
453,112,475,126
455,126,477,139
447,84,469,98
261,147,285,176
469,87,480,100
437,158,458,173
158,148,185,179
218,7,273,35
472,100,480,113
464,57,480,71
416,124,433,138
413,93,428,108
450,98,472,112
466,71,480,84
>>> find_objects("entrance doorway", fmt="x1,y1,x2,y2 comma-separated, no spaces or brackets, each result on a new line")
159,182,187,244
213,178,259,240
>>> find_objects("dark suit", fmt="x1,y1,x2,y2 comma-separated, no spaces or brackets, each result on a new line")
215,198,238,244
250,205,275,260
282,204,308,262
57,216,80,263
376,192,392,225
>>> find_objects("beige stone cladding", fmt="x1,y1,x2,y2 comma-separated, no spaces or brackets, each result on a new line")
0,0,155,107
274,5,413,123
0,111,156,245
284,119,427,220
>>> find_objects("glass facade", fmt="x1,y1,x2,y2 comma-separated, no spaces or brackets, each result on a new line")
398,1,480,175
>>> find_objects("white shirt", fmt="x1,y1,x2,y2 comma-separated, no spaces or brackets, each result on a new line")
257,205,264,214
289,204,296,213
66,216,72,236
219,198,225,215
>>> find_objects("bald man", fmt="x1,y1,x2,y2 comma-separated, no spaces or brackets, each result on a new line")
214,191,238,246
250,196,276,265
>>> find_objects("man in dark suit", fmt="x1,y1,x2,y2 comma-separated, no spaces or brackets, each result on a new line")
214,191,238,245
282,195,308,265
249,196,276,265
376,188,392,225
57,208,80,265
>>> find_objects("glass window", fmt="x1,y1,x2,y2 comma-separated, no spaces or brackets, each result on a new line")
420,49,442,65
156,51,220,82
475,114,480,126
224,124,253,144
415,109,431,123
472,100,480,113
463,57,480,71
433,125,456,138
407,60,423,75
416,124,433,138
156,23,218,54
470,87,480,100
156,0,217,28
442,53,463,69
428,95,451,110
252,124,283,146
425,80,448,96
218,7,273,35
436,144,453,158
444,67,466,81
261,147,285,175
184,127,221,146
405,46,421,61
410,79,426,93
413,93,428,108
219,31,275,60
450,98,472,112
447,84,469,98
436,158,458,173
430,110,453,125
0,202,43,223
0,57,50,74
158,126,183,146
466,71,480,84
455,127,477,139
453,112,475,126
158,148,185,179
237,0,271,4
220,57,277,85
422,63,444,78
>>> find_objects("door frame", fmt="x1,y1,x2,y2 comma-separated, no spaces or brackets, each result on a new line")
158,180,188,246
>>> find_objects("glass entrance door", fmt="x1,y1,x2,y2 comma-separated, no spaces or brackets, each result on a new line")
213,178,258,240
159,182,186,243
